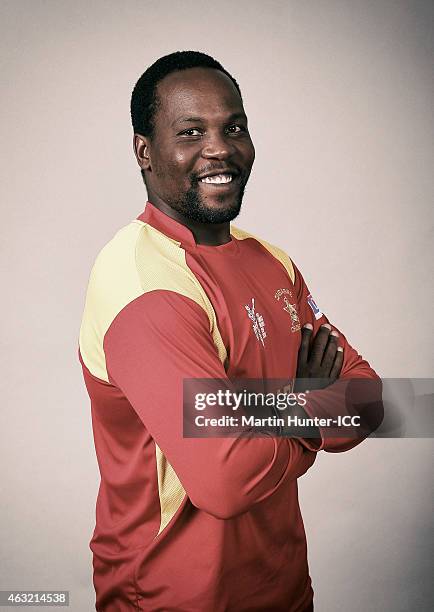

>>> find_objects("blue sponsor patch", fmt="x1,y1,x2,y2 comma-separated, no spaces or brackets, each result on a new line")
307,294,323,320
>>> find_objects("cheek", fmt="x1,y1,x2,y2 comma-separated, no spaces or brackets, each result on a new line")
163,150,196,184
153,151,195,198
172,149,191,165
153,154,176,178
166,155,189,176
151,135,184,173
243,139,255,165
154,142,191,173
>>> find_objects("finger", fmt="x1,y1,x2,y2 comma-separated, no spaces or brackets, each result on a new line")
329,346,344,380
310,324,332,367
297,324,313,370
321,330,339,373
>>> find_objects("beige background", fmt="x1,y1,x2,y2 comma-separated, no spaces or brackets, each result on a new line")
1,1,433,610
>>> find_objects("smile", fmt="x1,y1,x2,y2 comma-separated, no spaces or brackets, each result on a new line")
200,174,233,184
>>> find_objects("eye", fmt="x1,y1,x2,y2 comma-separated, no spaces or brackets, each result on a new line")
179,128,203,137
226,124,247,134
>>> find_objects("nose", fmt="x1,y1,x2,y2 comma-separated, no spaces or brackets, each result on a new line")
201,131,236,160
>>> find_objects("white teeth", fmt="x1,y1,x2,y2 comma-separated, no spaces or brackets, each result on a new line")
200,174,233,184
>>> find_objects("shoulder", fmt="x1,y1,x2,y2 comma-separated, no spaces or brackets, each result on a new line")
83,219,213,319
230,224,295,284
79,219,221,380
85,220,144,312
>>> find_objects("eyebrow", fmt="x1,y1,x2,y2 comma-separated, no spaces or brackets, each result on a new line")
172,112,248,127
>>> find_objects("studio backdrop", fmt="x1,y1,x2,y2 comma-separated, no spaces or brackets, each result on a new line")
1,1,433,611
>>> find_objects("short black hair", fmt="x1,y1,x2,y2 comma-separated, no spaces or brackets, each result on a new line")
130,50,242,139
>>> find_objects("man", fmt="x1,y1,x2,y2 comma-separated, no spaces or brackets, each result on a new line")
79,51,381,611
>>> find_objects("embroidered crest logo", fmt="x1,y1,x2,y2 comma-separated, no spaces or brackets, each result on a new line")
274,288,301,333
244,297,267,346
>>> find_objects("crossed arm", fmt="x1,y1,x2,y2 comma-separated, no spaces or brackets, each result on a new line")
103,266,382,518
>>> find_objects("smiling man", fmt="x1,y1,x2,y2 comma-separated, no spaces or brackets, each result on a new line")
133,55,254,233
78,51,381,611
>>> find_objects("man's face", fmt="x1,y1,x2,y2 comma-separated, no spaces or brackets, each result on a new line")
144,67,255,224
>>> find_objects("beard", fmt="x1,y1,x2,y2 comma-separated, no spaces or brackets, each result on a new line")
169,173,248,224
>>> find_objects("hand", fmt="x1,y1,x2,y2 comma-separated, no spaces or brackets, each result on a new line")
294,323,343,392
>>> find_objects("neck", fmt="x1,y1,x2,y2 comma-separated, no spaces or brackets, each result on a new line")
146,192,232,246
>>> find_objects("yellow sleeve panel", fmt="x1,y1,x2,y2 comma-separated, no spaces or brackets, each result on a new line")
79,220,227,383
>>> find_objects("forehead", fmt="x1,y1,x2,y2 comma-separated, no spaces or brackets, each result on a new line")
155,67,244,122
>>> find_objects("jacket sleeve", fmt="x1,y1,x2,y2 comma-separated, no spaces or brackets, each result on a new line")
291,261,384,453
103,289,316,520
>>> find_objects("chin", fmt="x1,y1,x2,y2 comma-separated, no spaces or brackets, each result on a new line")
179,189,244,224
200,200,242,224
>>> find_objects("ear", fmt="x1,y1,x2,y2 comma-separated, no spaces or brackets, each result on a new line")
133,134,152,171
